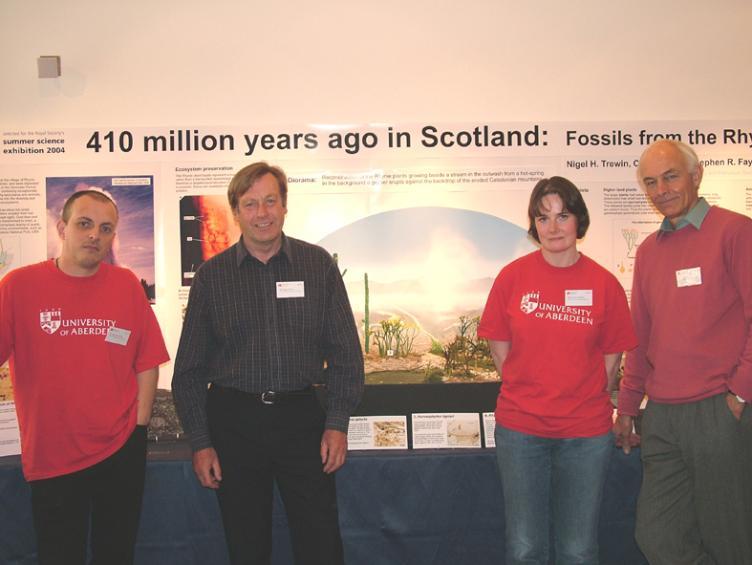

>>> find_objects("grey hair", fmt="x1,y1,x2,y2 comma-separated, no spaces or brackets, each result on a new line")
637,139,700,179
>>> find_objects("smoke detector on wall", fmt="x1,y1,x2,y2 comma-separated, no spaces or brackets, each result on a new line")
37,56,61,78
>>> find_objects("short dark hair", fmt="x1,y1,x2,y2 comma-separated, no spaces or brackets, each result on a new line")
61,189,118,222
227,162,288,210
527,176,590,242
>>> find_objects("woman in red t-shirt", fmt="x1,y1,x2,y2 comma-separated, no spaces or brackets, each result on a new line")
478,176,637,565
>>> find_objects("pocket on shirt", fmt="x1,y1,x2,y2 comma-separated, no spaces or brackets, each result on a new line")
278,296,317,332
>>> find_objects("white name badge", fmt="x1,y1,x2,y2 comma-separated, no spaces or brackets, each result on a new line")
565,289,593,306
276,281,305,298
105,326,131,346
676,267,702,288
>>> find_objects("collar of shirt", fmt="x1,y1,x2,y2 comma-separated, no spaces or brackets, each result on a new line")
233,233,293,267
658,197,710,235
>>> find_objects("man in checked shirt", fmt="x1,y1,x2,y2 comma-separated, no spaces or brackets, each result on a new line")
172,162,364,565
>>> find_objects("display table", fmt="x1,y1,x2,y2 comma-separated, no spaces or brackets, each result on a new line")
0,446,646,565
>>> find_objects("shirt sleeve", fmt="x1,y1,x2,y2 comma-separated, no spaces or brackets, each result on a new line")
598,275,638,355
171,272,217,451
726,218,752,401
618,249,650,416
321,259,364,432
0,272,15,366
477,267,512,341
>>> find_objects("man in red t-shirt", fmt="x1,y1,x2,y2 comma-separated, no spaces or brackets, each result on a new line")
0,190,169,565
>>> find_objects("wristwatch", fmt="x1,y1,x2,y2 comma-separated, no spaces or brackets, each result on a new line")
730,391,746,403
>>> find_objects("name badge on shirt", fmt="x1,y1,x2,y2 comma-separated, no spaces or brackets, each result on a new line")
105,326,131,346
676,267,702,288
565,289,592,307
276,281,305,299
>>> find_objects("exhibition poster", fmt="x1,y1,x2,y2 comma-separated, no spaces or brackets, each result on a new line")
2,119,751,448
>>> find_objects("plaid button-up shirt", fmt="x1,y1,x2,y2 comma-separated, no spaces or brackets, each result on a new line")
172,234,364,451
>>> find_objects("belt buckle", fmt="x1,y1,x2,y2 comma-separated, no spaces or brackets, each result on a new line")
261,391,276,405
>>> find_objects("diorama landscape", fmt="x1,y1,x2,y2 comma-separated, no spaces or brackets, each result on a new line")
322,206,533,385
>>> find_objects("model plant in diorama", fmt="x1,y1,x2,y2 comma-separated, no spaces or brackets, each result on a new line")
363,272,371,353
423,361,445,384
372,319,396,358
441,337,462,377
372,317,417,358
332,254,372,356
332,253,347,278
466,316,492,372
442,315,493,378
395,319,417,357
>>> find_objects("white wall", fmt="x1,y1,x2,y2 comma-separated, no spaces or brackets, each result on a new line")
2,0,750,128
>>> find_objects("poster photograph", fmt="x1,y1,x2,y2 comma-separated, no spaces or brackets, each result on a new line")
348,415,408,450
45,174,157,302
412,413,482,449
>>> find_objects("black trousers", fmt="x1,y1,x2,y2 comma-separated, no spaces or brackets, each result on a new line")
207,385,344,565
28,425,148,565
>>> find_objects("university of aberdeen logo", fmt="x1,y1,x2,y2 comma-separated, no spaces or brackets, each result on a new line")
519,292,540,314
39,309,61,335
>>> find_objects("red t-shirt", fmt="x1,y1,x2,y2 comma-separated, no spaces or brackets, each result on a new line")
478,251,636,438
0,260,169,480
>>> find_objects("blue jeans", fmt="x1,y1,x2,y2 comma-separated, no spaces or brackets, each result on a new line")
495,424,612,565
